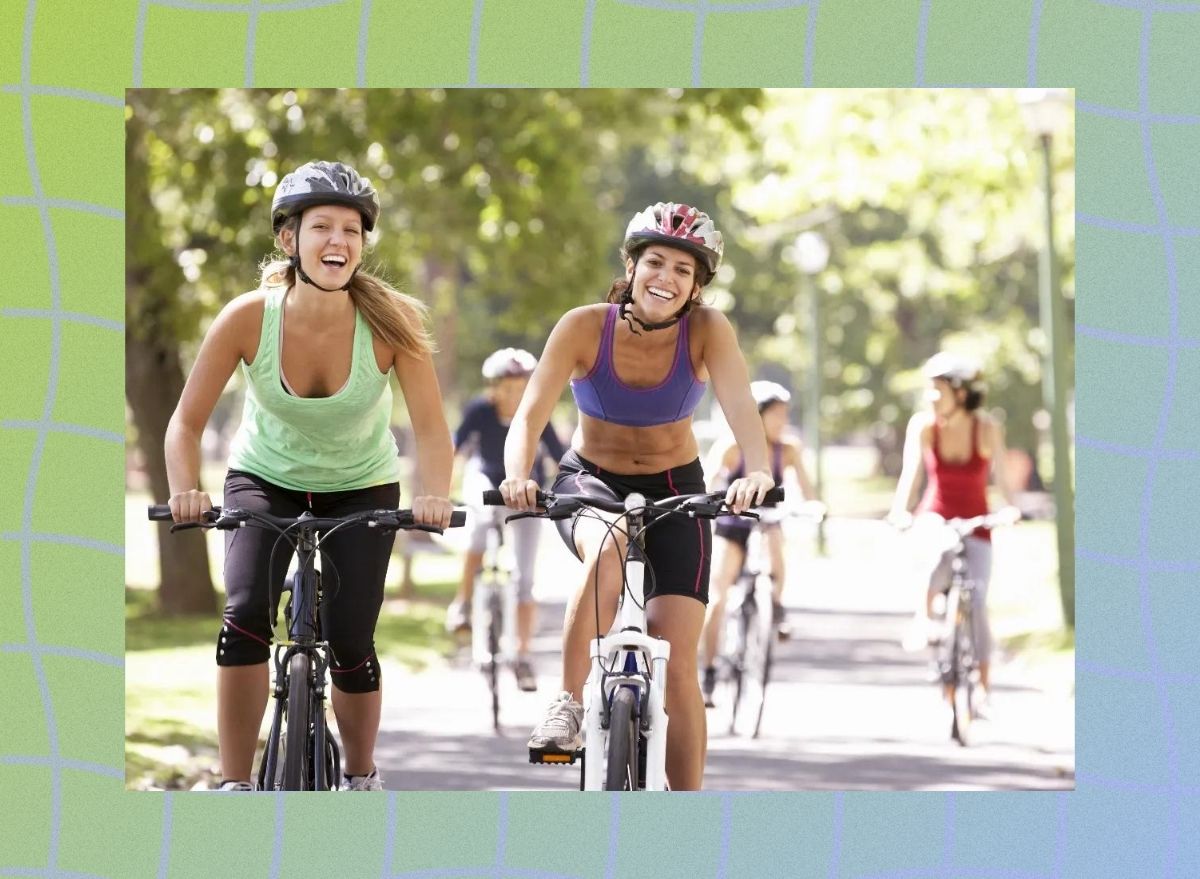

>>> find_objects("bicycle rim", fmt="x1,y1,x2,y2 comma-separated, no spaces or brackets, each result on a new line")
282,652,313,790
604,688,639,791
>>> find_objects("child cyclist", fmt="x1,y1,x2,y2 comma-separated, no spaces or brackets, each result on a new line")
446,347,566,691
699,380,821,707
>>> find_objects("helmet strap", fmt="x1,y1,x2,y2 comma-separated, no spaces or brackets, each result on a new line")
289,225,358,293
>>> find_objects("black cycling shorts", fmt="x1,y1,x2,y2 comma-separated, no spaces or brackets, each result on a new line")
217,469,399,693
551,450,711,605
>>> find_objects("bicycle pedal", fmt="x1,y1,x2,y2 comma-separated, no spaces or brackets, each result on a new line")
529,748,580,765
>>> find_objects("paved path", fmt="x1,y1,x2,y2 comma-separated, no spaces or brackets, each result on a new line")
368,517,1075,791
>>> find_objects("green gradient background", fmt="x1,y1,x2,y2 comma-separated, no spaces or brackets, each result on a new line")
0,0,1189,876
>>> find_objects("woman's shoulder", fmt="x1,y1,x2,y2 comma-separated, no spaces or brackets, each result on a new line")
562,302,611,325
203,290,267,363
551,303,610,340
687,303,730,331
214,290,267,335
907,409,935,440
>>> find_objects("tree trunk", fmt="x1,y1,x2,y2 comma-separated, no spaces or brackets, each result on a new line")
126,331,218,616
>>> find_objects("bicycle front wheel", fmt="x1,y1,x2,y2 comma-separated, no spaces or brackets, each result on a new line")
487,598,502,732
950,598,973,747
604,688,640,791
733,589,770,737
282,652,313,790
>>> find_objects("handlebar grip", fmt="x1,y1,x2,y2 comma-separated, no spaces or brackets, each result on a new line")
481,489,550,507
762,487,785,504
148,505,172,521
449,510,467,528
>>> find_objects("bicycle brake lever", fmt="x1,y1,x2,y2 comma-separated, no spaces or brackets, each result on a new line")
167,521,206,533
683,501,729,519
503,512,540,523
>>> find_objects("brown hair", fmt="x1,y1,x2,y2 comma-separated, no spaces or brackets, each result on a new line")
260,214,434,358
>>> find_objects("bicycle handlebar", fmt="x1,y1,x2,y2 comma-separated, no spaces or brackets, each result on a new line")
480,487,785,521
148,504,466,534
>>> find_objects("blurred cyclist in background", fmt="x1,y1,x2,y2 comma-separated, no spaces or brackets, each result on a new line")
446,348,565,691
888,351,1021,712
699,380,820,706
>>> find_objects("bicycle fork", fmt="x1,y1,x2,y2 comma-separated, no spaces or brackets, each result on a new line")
580,555,671,791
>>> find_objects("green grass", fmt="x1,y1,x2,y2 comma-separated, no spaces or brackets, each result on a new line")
125,566,461,789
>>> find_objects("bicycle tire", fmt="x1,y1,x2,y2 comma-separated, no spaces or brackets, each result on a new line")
752,616,775,739
282,652,313,790
604,687,640,790
487,595,502,732
738,593,770,738
727,613,747,735
950,600,973,747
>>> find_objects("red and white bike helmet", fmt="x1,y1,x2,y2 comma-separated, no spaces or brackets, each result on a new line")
622,202,724,284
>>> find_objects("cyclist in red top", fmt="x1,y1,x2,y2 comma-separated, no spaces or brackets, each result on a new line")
888,352,1020,709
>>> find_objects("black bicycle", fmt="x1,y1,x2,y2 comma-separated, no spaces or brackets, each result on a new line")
148,504,465,790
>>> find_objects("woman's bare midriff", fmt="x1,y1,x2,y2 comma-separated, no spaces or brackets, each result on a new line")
573,412,701,475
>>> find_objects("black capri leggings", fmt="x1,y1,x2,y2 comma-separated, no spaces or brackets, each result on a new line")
217,469,399,693
551,450,712,605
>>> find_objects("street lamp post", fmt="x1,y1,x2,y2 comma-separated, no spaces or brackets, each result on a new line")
793,231,831,554
1018,89,1075,628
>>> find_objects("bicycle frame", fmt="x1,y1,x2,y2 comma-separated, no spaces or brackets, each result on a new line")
580,492,670,791
471,514,518,669
261,515,339,791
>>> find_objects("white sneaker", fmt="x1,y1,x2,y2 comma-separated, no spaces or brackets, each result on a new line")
342,766,384,791
216,780,255,792
513,658,538,692
527,691,583,753
445,600,470,635
902,616,932,652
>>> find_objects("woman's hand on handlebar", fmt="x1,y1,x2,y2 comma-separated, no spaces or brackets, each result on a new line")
412,495,455,529
725,469,775,515
498,477,540,511
169,489,213,524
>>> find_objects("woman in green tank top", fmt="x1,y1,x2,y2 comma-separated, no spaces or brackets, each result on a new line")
162,162,455,791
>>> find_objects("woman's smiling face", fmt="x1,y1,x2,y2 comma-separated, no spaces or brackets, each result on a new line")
282,204,365,284
625,245,700,320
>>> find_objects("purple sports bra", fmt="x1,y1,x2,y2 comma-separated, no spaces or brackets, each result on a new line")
570,304,707,427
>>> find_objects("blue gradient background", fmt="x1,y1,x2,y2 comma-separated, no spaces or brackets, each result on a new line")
0,0,1186,876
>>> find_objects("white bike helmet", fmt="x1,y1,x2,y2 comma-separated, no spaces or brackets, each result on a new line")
481,348,537,380
922,351,980,388
751,380,791,411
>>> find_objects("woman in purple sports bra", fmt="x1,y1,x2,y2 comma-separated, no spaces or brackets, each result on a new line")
498,202,775,790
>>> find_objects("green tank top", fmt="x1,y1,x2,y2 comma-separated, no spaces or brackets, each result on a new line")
227,287,400,492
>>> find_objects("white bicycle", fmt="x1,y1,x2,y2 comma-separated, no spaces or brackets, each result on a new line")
717,500,825,738
485,487,780,790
